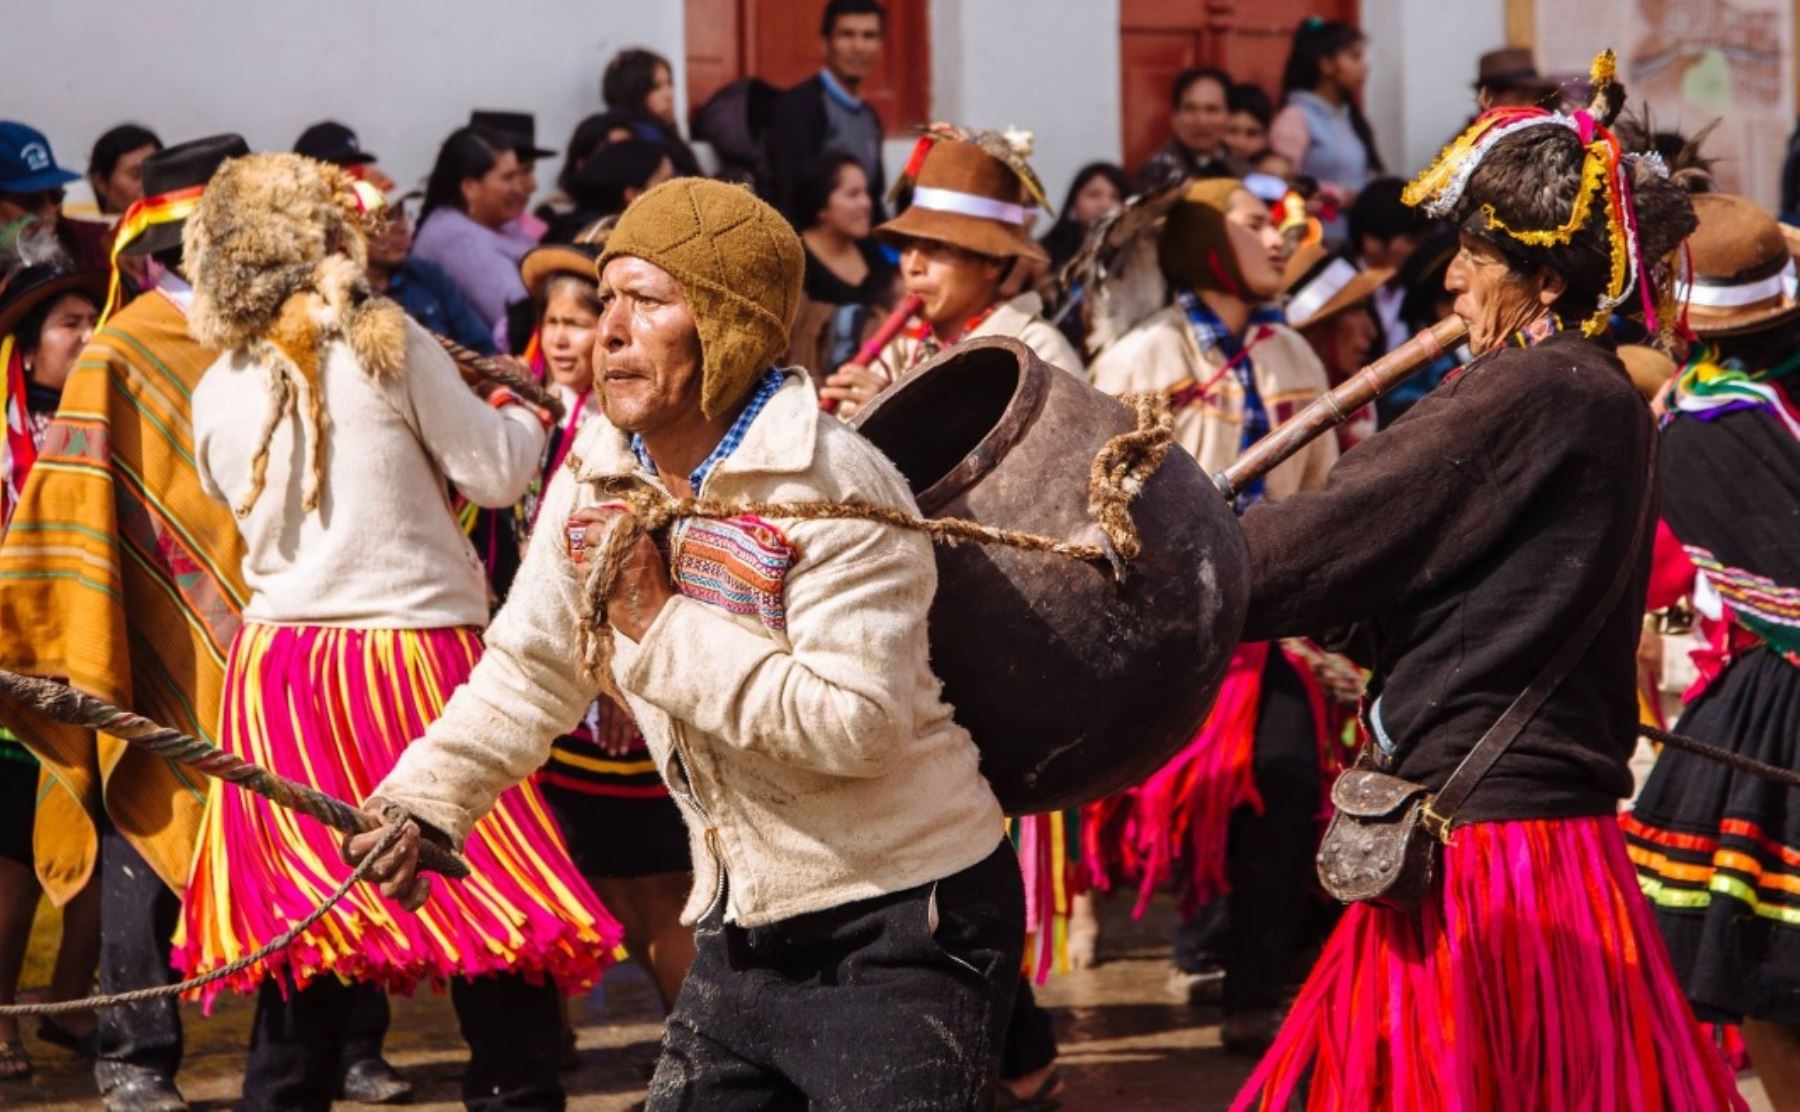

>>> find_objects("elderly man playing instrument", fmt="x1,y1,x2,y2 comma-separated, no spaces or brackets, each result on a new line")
347,178,1021,1110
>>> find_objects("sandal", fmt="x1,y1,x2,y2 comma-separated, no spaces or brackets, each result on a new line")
0,1040,31,1082
993,1067,1063,1111
37,1017,99,1060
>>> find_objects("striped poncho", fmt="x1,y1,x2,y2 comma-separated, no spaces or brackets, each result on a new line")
0,288,247,903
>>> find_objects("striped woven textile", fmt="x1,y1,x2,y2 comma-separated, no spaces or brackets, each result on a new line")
0,291,246,903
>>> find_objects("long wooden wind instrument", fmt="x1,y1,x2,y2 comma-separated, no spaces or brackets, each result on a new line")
1214,316,1468,500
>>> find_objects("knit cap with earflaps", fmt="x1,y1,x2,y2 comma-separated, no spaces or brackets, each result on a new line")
1158,178,1250,296
599,178,804,419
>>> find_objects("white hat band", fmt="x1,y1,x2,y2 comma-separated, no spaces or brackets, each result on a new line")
1678,258,1798,309
911,186,1027,227
1285,258,1360,325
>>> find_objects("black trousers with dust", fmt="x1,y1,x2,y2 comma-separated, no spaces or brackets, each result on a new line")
240,971,563,1111
646,839,1025,1110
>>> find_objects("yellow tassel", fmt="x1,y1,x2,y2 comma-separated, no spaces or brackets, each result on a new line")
1591,49,1617,87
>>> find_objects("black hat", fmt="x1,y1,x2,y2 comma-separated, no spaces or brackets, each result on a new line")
0,263,109,342
469,110,557,160
294,121,377,167
121,133,250,258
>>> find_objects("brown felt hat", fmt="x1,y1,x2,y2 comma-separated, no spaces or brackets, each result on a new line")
1617,343,1678,401
1475,47,1557,94
876,139,1049,263
520,242,601,301
1281,242,1393,331
1680,193,1800,338
0,263,108,341
599,178,803,419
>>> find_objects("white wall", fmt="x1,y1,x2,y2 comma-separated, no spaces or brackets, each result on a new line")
1362,0,1507,176
13,0,685,203
927,0,1122,213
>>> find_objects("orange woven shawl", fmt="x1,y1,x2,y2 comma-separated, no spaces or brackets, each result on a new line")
0,291,246,903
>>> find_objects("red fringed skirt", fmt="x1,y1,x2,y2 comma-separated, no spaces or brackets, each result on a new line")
1232,815,1746,1111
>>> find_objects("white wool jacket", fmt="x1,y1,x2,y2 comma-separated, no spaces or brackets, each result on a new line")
193,317,545,628
1089,306,1337,501
376,370,1007,926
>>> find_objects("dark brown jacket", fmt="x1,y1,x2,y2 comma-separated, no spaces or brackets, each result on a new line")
1240,332,1653,822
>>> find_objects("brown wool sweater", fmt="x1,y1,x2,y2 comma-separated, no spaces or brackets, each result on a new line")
1240,332,1653,822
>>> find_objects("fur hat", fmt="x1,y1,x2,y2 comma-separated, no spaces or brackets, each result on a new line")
599,178,803,419
184,152,406,517
1405,50,1696,340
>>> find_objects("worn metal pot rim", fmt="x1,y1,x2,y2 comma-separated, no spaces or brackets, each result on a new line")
852,336,1049,513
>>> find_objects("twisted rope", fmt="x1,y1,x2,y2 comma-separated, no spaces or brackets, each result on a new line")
0,671,468,879
0,824,404,1016
1640,723,1800,790
577,392,1175,680
434,334,567,422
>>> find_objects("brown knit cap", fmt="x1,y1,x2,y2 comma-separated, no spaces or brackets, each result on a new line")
599,178,804,418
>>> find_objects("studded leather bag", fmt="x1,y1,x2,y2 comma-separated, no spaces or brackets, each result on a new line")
1317,428,1655,910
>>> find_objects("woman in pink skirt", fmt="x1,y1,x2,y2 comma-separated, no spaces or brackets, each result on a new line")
1229,55,1743,1109
176,152,619,1110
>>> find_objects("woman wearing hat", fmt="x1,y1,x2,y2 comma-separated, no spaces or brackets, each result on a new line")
1622,193,1800,1109
1082,178,1340,1055
177,153,617,1109
1282,243,1392,451
0,241,106,1082
821,129,1083,418
517,233,697,1013
1231,56,1738,1108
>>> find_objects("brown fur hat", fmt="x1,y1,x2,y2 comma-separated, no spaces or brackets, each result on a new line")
185,151,405,377
184,152,409,517
1448,60,1697,332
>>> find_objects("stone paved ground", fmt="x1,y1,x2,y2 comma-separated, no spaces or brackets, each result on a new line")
3,894,1773,1109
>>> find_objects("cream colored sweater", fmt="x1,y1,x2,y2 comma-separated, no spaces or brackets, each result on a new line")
376,370,1006,926
193,317,545,627
1089,306,1337,501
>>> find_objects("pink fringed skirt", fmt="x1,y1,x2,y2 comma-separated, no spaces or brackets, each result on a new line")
1084,642,1336,917
1232,816,1746,1111
173,624,620,1006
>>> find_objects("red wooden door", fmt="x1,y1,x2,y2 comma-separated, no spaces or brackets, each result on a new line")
1120,0,1358,173
685,0,930,135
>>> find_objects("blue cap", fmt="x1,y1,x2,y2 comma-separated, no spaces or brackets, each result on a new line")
0,122,80,194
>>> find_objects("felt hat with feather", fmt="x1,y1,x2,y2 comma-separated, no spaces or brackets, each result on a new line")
877,125,1051,263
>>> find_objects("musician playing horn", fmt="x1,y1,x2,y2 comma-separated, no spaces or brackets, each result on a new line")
180,151,613,1109
1229,54,1741,1109
350,177,1021,1111
822,127,1083,418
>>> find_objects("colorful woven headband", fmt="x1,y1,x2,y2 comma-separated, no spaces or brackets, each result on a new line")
1401,50,1664,338
98,184,207,326
97,176,385,328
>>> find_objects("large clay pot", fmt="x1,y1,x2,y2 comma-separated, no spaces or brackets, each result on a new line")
853,337,1249,813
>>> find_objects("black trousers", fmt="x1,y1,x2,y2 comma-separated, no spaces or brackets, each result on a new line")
1001,981,1058,1079
241,973,563,1111
1222,649,1323,1010
646,840,1025,1111
94,814,183,1093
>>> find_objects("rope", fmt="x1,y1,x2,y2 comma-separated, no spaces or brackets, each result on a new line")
1640,723,1800,790
577,392,1176,680
0,824,405,1017
0,671,468,880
